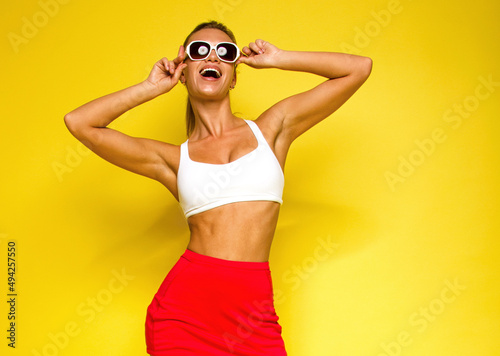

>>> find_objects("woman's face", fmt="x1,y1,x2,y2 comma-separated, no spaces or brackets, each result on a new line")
181,28,237,101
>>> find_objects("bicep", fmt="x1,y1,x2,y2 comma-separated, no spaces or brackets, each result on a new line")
67,123,174,182
273,63,372,143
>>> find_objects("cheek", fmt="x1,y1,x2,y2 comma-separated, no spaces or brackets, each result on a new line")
183,63,198,79
184,69,198,87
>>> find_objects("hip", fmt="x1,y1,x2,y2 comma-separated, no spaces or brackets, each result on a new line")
146,248,286,355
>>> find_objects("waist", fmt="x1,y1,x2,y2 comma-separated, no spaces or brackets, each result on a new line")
181,248,270,270
186,201,280,262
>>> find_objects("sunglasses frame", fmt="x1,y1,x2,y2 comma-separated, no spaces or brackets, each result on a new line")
185,41,240,63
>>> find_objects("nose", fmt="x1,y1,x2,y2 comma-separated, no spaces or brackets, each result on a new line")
207,48,219,62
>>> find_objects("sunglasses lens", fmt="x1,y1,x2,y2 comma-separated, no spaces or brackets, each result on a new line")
217,46,227,57
187,41,239,62
217,43,238,62
189,42,210,59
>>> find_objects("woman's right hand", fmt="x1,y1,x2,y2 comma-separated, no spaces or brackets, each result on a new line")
144,45,187,95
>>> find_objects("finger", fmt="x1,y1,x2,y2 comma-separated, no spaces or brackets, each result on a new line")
156,57,166,67
235,56,246,65
256,39,269,53
164,60,176,76
248,42,263,54
162,60,171,75
173,45,186,64
169,60,177,75
255,39,266,48
153,58,166,74
237,55,255,66
159,57,170,71
172,60,183,75
180,45,187,61
172,63,187,82
241,46,252,56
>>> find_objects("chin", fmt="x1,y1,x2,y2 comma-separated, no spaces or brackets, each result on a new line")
194,85,229,99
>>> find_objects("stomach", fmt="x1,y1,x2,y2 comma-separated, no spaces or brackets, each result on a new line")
186,201,281,262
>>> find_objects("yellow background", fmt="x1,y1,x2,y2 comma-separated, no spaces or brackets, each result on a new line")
1,0,499,355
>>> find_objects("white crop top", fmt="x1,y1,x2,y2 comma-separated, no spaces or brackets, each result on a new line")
177,119,284,218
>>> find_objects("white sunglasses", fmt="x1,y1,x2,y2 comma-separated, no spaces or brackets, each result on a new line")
186,41,240,63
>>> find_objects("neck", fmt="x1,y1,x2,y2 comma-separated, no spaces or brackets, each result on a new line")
189,95,240,139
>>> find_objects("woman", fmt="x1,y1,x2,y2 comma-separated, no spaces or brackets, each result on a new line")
64,21,372,356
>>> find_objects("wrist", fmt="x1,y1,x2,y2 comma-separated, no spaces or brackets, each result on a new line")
139,80,163,99
273,49,292,70
121,81,162,112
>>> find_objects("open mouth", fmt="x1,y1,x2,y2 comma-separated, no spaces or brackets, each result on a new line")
200,68,221,79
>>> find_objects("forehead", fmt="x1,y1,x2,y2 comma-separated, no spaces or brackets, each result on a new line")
187,28,233,45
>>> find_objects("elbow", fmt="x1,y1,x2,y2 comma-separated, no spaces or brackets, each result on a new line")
349,56,372,83
360,56,373,78
345,55,372,82
64,114,98,148
64,113,83,136
64,113,75,133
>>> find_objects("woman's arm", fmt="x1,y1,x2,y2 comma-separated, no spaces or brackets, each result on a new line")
64,47,187,191
65,81,161,135
237,40,372,144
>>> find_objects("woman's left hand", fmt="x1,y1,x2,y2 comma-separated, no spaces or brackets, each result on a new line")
236,39,282,69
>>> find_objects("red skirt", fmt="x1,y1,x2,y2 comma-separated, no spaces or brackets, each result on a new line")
145,248,287,355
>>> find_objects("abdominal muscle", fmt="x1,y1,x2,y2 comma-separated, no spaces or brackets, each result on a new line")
186,201,281,262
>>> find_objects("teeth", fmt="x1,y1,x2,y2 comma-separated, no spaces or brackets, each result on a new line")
200,68,221,78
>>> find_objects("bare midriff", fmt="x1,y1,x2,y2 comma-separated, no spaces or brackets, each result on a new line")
186,201,281,262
